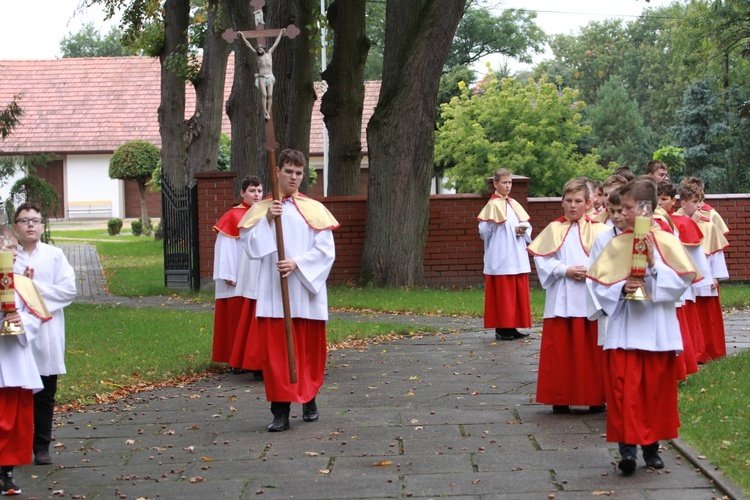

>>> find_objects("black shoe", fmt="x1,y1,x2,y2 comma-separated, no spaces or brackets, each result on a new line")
267,415,290,432
230,367,249,375
642,443,664,469
1,470,21,496
34,450,53,465
302,399,319,422
494,328,504,341
589,404,607,414
552,405,571,414
511,329,530,339
251,370,264,382
618,452,637,474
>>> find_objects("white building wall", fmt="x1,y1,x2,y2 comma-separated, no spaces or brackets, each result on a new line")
65,154,123,218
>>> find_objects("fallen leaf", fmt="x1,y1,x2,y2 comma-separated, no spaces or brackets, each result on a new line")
189,476,205,483
305,452,319,457
316,469,330,475
201,457,213,462
125,439,135,445
372,460,392,466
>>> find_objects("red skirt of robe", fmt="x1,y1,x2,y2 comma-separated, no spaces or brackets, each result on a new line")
695,295,726,361
0,387,34,466
604,349,680,444
483,274,532,329
255,317,327,404
675,305,698,379
536,317,605,406
229,298,260,370
684,300,707,363
212,296,245,363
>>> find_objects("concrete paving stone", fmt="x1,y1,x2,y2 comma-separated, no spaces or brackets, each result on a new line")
400,433,537,456
473,447,616,471
332,454,474,475
396,408,519,426
238,474,403,499
403,469,555,497
529,431,613,452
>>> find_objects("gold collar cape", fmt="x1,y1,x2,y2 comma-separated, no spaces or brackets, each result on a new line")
13,274,52,322
702,203,729,235
477,193,530,223
586,225,700,285
238,193,340,231
654,206,676,233
673,209,729,255
594,209,610,224
527,216,607,257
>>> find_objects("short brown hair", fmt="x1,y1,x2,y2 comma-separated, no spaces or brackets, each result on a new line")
562,178,589,200
679,178,704,203
607,189,622,207
14,202,42,223
603,174,628,191
493,168,512,181
646,160,667,176
620,177,658,209
278,149,306,169
612,166,634,182
241,175,262,191
658,181,676,199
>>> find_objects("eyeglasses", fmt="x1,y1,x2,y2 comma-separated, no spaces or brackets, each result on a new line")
15,217,43,225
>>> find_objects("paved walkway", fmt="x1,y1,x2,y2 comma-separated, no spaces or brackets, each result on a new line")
14,244,748,499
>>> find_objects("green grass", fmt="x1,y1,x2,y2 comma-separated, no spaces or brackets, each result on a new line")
679,350,750,494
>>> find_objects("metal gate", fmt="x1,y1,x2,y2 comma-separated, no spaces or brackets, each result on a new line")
161,175,200,290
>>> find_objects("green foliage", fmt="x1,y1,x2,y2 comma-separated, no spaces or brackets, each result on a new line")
1,94,23,140
217,133,231,171
446,4,546,70
60,22,136,58
107,218,123,236
436,75,604,197
131,219,143,236
109,140,161,182
583,77,652,170
652,146,686,182
364,1,385,80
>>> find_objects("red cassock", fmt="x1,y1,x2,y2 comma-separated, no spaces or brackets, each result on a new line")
229,298,260,370
535,317,605,406
604,349,680,444
255,317,327,404
483,274,532,329
0,387,34,466
675,306,698,379
695,295,727,361
211,203,251,363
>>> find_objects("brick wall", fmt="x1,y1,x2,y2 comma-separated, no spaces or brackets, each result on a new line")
194,173,750,287
194,171,238,282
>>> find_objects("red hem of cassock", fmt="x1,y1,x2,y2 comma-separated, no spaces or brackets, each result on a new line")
256,317,327,404
676,306,698,378
695,295,726,361
483,274,532,328
0,387,34,466
229,298,260,370
212,296,246,363
535,317,605,406
604,349,680,444
684,300,707,363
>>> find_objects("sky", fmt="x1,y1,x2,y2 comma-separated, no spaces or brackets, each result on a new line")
0,0,675,61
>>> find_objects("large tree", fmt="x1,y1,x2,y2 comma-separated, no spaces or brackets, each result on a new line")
0,95,23,141
320,0,370,196
109,140,161,226
360,0,466,287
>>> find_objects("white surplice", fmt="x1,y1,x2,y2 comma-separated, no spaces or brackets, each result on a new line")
14,242,77,376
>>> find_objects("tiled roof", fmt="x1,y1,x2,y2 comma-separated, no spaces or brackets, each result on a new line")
0,56,379,155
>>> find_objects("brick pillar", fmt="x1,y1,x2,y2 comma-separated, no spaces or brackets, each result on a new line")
194,171,239,288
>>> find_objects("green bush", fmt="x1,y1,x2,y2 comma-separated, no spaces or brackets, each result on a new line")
131,219,143,236
107,218,123,236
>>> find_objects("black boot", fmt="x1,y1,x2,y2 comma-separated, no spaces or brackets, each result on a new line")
302,398,319,422
267,402,290,432
642,442,664,469
618,443,637,474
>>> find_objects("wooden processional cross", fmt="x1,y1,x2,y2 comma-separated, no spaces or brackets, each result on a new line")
223,0,301,383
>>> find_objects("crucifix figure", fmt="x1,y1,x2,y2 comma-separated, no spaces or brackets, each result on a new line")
222,0,300,120
239,29,285,120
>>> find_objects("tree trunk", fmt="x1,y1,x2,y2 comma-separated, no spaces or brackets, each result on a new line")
185,0,233,187
137,180,149,226
361,0,466,287
226,0,262,197
266,0,319,193
320,0,370,196
158,0,190,189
